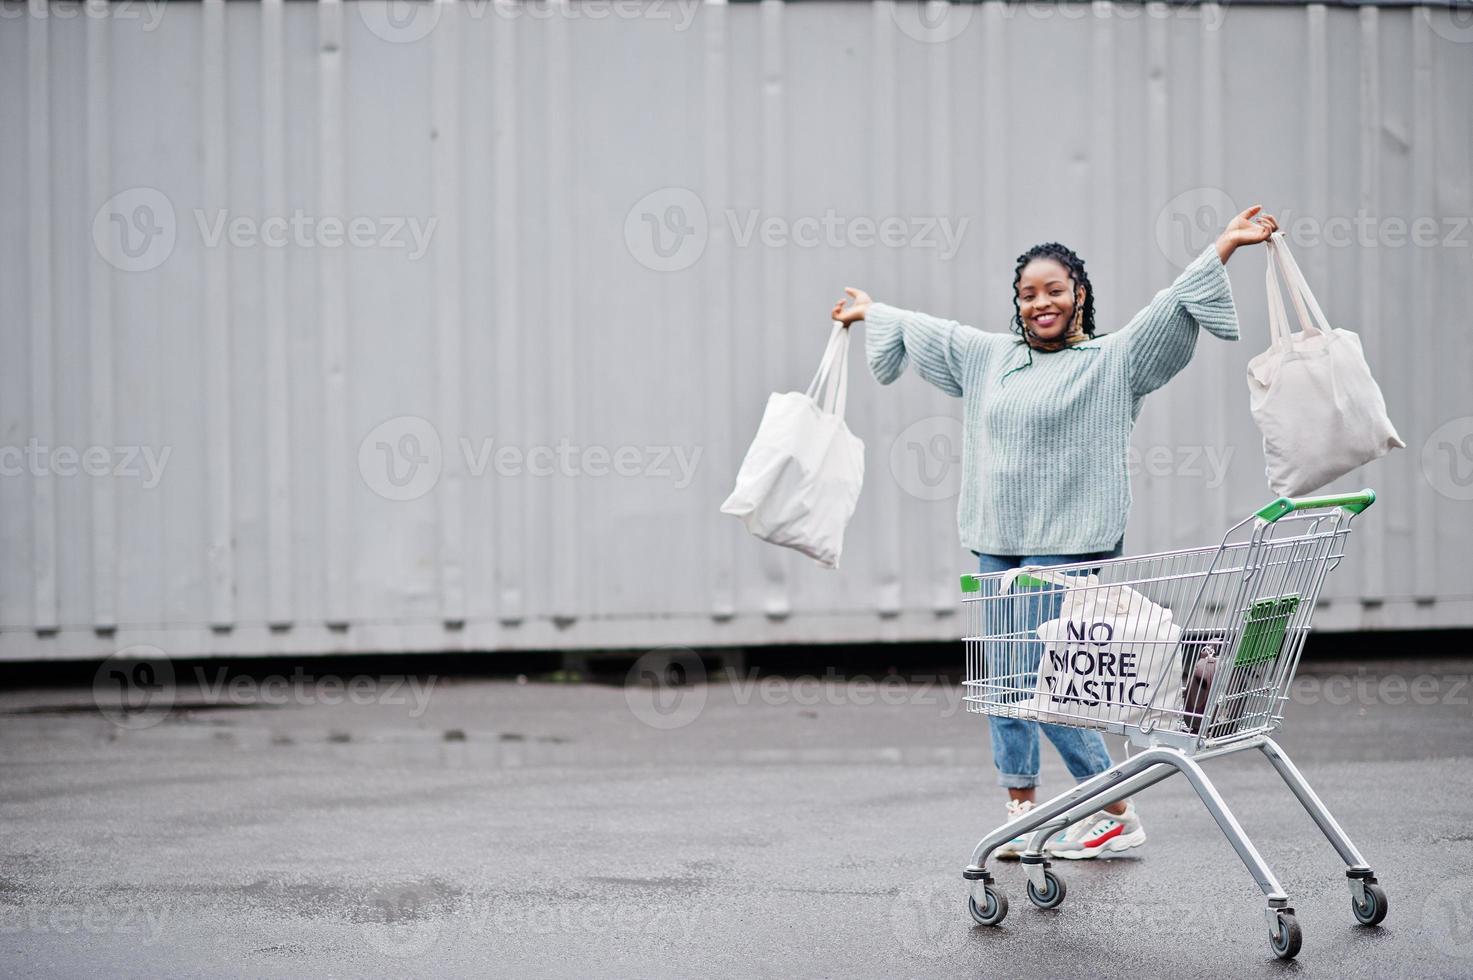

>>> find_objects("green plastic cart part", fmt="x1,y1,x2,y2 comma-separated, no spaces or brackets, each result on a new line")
1254,488,1376,524
960,574,980,593
1012,573,1060,590
1235,594,1301,666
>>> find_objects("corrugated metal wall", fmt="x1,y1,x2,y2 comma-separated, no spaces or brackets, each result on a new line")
2,0,1471,660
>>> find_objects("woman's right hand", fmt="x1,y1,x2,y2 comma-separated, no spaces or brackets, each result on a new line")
831,287,871,326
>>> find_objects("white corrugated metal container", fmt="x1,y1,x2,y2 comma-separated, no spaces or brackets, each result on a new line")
2,0,1472,660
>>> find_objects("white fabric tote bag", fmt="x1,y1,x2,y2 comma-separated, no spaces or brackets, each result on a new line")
1247,234,1404,497
1022,572,1183,732
720,322,865,569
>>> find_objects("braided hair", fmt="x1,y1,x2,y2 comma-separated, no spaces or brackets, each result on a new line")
1010,242,1096,342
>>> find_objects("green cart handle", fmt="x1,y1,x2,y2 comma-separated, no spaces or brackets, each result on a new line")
1254,488,1376,523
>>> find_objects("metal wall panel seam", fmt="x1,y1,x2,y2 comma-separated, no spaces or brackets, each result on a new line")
927,21,954,615
203,0,236,629
1305,3,1332,598
1359,5,1387,604
1144,4,1171,550
870,0,902,619
1410,7,1436,600
492,9,524,626
261,0,293,628
1200,3,1227,546
27,0,57,633
85,0,116,632
434,0,468,628
544,0,577,625
318,0,351,627
760,0,791,620
704,0,737,622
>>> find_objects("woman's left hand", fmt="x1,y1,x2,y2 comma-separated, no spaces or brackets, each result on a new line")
1216,205,1278,264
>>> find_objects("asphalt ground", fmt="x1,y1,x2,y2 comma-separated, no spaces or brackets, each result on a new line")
2,654,1471,978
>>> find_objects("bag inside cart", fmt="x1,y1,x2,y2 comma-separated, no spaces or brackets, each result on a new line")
1014,571,1184,731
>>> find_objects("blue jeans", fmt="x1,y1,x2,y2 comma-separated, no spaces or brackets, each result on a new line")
976,542,1122,789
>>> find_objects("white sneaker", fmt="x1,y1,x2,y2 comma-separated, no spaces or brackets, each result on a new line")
993,799,1036,860
1047,801,1146,860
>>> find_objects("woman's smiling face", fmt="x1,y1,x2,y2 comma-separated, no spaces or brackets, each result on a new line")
1015,257,1085,342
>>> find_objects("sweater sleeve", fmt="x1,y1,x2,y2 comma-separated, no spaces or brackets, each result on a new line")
1120,244,1239,396
865,302,986,397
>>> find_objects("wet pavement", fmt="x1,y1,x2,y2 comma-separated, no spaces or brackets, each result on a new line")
2,654,1471,978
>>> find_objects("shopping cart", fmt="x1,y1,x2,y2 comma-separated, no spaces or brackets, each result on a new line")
957,490,1387,960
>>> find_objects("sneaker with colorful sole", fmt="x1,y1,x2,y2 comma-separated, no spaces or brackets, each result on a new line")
1047,801,1146,860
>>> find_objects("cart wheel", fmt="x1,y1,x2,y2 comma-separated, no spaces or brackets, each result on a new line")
968,886,1008,927
1269,911,1301,960
1026,870,1066,910
1352,882,1388,926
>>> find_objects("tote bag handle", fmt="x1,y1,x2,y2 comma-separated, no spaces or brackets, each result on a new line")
805,321,852,418
1264,233,1333,349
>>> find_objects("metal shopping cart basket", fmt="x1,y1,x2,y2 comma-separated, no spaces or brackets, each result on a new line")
958,490,1386,960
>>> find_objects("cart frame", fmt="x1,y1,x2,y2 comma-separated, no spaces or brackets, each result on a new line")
957,490,1388,960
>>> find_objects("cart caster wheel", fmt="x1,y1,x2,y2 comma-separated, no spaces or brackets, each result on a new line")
1269,911,1301,960
1026,870,1066,910
968,886,1008,927
1353,882,1388,926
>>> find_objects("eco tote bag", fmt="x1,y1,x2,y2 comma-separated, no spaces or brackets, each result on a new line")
720,322,865,569
1009,570,1183,732
1247,234,1404,497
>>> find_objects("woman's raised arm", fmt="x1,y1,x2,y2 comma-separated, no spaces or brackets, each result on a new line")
832,288,986,397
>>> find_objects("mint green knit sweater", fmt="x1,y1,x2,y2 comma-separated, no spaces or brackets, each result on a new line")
866,244,1239,555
